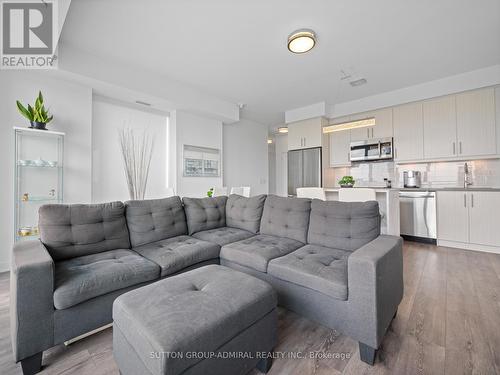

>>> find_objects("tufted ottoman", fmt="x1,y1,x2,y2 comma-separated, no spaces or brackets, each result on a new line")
112,265,277,375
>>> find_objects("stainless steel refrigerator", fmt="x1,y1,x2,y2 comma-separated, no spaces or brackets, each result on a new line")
287,147,322,196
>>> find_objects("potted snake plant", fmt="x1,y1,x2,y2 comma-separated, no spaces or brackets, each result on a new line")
16,91,53,130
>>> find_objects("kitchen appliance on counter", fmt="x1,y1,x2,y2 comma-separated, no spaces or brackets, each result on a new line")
349,137,393,162
399,191,436,243
288,147,322,196
403,171,422,188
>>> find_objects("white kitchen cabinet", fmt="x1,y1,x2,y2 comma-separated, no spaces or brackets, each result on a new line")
371,108,393,139
287,117,323,150
468,192,500,247
349,112,373,141
393,102,424,161
456,88,496,157
329,116,351,167
437,191,468,243
423,96,457,159
349,109,393,141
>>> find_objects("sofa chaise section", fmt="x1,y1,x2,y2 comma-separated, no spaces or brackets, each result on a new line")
11,202,161,374
126,197,220,277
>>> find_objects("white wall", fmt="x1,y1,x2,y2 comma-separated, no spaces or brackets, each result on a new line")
223,119,269,196
92,97,169,203
172,111,223,197
274,134,288,197
0,70,92,271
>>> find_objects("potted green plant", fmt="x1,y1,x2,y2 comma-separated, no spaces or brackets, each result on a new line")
207,188,214,197
16,91,53,130
339,176,355,188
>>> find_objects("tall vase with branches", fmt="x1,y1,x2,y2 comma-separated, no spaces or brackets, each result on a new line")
118,128,155,200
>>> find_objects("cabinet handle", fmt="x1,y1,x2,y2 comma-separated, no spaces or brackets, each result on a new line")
304,138,306,147
367,129,370,138
459,141,462,154
471,193,474,208
371,128,374,138
464,193,466,207
395,148,398,159
453,142,456,155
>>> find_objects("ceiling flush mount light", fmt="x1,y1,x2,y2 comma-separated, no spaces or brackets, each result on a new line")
322,118,376,133
278,126,289,133
287,29,316,54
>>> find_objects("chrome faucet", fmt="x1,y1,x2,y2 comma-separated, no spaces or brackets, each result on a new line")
464,162,473,189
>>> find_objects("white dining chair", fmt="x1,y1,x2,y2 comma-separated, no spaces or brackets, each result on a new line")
338,188,376,202
296,187,326,200
230,186,251,197
212,187,228,197
165,187,175,197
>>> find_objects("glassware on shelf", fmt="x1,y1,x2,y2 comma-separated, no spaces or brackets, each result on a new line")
14,127,64,241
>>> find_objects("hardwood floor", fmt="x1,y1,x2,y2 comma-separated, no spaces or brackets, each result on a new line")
1,241,499,375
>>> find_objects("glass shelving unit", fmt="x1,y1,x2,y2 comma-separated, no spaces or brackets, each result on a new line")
14,127,64,241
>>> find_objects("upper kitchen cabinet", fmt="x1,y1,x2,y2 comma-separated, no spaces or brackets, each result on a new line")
393,102,424,162
349,108,393,141
423,95,457,159
287,117,325,150
456,88,496,157
329,116,351,167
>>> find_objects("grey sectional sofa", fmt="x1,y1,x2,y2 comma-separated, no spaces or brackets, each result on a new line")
10,194,403,374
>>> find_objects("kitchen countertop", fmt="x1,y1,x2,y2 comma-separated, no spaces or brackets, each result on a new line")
324,187,500,192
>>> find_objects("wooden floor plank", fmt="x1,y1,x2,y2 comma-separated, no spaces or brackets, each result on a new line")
0,242,500,375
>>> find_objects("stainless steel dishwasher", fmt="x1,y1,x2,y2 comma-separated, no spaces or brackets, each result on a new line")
399,191,437,243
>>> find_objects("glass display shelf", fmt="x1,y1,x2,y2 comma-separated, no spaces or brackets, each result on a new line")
14,127,64,242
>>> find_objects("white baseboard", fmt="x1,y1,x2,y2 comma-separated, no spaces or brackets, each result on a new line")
437,240,500,254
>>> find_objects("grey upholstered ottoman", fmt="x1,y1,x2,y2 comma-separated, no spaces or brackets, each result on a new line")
113,265,277,375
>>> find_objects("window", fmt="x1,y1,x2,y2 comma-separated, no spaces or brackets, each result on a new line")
183,145,220,177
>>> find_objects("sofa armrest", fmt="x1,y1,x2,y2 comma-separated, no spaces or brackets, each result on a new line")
11,240,55,361
347,235,403,348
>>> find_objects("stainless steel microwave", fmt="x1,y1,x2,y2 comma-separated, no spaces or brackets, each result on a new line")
349,137,393,162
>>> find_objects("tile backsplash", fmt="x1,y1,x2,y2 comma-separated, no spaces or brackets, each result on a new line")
330,158,500,188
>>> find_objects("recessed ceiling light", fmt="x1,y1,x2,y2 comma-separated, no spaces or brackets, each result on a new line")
350,78,367,87
287,29,316,54
278,126,289,133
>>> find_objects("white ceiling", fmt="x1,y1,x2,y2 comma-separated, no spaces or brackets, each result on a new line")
60,0,500,125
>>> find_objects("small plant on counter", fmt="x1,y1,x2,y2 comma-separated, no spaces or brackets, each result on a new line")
16,91,53,130
207,188,214,197
339,176,355,188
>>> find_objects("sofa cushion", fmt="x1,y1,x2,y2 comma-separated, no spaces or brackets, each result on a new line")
220,234,303,273
39,202,131,261
259,195,311,243
132,235,220,277
226,194,267,234
53,249,160,310
113,265,276,375
308,200,380,251
268,244,350,300
192,227,255,246
182,196,227,235
125,197,187,247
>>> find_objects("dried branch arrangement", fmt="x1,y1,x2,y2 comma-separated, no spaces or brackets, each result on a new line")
118,127,155,200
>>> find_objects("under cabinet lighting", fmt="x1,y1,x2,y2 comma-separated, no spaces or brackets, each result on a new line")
278,127,288,133
322,118,376,133
267,139,273,144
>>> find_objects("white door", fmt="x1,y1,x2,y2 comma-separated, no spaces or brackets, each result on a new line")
437,191,469,243
468,192,500,247
393,102,424,161
329,116,351,167
456,88,496,157
423,96,457,159
371,108,393,139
